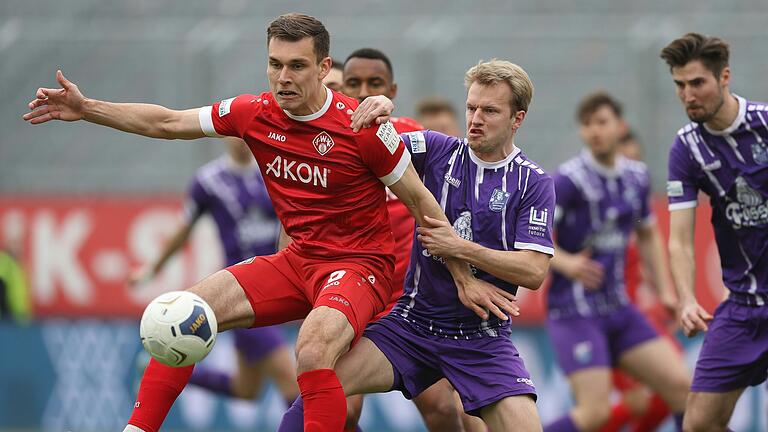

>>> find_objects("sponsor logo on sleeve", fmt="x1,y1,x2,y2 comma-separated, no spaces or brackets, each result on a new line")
376,122,401,155
406,131,426,153
218,97,235,117
666,180,684,197
312,131,335,156
489,188,511,212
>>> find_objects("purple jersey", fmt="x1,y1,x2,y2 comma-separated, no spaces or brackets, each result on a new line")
668,96,768,302
550,150,653,318
185,156,280,266
393,130,555,338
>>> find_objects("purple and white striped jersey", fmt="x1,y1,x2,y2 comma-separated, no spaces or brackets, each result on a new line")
668,95,768,302
185,156,280,266
550,150,653,318
392,130,555,338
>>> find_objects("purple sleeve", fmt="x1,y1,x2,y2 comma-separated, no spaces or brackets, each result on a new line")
183,177,208,223
400,130,456,177
513,174,555,255
667,136,700,211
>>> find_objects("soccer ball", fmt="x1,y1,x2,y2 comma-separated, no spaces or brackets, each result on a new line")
139,291,218,367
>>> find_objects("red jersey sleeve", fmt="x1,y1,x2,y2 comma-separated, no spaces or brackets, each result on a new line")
198,94,259,138
358,121,412,186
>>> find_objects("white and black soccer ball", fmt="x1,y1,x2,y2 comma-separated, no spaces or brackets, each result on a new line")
139,291,217,367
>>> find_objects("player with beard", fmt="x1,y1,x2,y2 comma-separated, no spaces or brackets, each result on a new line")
662,33,768,432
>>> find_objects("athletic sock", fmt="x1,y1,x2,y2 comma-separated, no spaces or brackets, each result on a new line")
673,413,684,432
600,402,633,432
545,414,580,432
127,358,193,432
298,369,347,432
277,396,305,432
631,393,670,432
188,366,233,396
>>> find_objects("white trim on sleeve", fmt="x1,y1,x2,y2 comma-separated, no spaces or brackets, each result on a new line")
198,106,224,138
514,241,555,256
378,150,412,186
668,200,698,211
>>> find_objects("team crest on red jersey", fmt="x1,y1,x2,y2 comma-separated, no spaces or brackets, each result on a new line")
312,131,335,156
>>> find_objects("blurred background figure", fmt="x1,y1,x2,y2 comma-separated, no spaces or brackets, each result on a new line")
0,241,30,322
324,59,344,92
415,96,462,136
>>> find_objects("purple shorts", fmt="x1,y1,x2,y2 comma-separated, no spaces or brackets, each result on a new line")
233,326,286,363
364,315,536,417
547,304,658,375
691,299,768,392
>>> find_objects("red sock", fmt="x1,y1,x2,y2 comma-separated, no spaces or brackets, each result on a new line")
298,369,347,432
599,402,633,432
127,358,194,432
631,393,670,432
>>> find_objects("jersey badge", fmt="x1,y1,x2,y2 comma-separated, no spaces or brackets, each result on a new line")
312,131,335,156
751,142,768,165
489,187,511,212
406,131,426,154
376,122,401,155
218,97,235,117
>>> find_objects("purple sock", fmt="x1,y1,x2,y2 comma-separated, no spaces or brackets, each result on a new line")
545,415,579,432
277,396,304,432
674,413,684,431
188,367,233,396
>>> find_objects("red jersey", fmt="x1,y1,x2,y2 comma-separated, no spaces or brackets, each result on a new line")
199,88,411,279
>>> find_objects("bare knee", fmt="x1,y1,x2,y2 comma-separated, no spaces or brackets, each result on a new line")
683,406,730,432
574,401,612,430
345,395,364,429
419,399,463,432
295,307,355,373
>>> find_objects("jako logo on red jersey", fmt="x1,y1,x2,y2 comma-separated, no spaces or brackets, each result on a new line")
312,131,335,156
265,155,329,188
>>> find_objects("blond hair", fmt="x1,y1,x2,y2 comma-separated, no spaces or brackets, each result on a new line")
464,59,533,112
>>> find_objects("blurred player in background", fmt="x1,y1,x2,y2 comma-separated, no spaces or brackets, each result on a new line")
23,13,502,432
340,47,480,432
544,92,689,432
280,59,553,432
599,130,679,432
128,137,298,405
416,95,462,136
662,32,768,432
323,59,344,92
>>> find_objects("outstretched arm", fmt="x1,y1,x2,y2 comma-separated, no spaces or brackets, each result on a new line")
635,220,678,313
668,207,711,337
389,164,519,321
24,70,205,140
128,222,195,286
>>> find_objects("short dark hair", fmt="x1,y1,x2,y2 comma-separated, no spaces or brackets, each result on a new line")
416,96,457,118
331,58,343,71
345,48,394,78
660,33,730,78
266,13,330,62
576,91,623,123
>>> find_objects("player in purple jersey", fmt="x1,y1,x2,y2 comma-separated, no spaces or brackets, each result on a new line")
544,92,690,432
128,137,299,405
278,60,554,432
661,33,768,432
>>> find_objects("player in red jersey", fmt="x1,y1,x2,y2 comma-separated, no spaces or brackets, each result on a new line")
23,13,519,432
341,47,480,432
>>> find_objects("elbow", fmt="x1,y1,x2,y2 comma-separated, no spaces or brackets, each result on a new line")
522,264,548,290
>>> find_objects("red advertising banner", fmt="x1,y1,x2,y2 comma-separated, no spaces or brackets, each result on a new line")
0,196,725,322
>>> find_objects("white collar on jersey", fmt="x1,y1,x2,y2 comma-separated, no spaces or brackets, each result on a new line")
467,142,521,169
581,149,626,179
283,86,333,122
703,94,746,136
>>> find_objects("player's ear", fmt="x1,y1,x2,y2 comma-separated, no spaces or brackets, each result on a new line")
719,66,731,88
390,83,398,99
318,57,332,80
512,110,526,131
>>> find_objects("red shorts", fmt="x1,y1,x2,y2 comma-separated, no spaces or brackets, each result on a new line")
226,247,391,341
